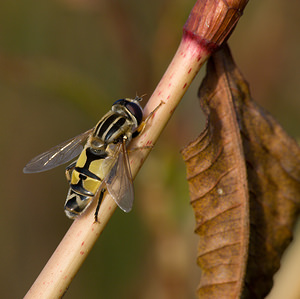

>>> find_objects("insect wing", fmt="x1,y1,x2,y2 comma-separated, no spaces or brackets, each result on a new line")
105,142,134,212
23,129,93,173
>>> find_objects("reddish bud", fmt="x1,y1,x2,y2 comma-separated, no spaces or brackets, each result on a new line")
184,0,249,52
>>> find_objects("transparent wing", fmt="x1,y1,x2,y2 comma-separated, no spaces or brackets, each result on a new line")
105,141,134,213
23,128,93,173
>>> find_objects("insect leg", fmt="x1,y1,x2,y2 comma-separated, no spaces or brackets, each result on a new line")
94,188,106,223
65,161,77,183
132,100,164,138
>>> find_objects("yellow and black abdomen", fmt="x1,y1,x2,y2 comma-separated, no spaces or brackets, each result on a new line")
64,146,108,218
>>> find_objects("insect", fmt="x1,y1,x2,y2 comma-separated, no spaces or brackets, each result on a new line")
24,96,155,221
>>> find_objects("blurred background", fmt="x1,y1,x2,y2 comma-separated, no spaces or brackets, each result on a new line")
0,0,300,298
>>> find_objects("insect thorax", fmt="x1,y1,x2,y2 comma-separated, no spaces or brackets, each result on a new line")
93,111,137,146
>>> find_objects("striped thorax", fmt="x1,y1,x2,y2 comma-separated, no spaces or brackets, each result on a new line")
88,97,143,153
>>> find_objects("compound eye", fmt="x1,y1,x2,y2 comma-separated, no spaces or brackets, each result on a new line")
125,102,143,125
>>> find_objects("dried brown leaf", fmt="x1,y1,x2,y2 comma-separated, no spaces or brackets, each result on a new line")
181,44,300,298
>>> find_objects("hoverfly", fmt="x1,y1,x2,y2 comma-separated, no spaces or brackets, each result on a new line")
24,96,151,221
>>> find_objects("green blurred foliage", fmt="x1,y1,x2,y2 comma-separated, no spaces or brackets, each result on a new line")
0,1,299,298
